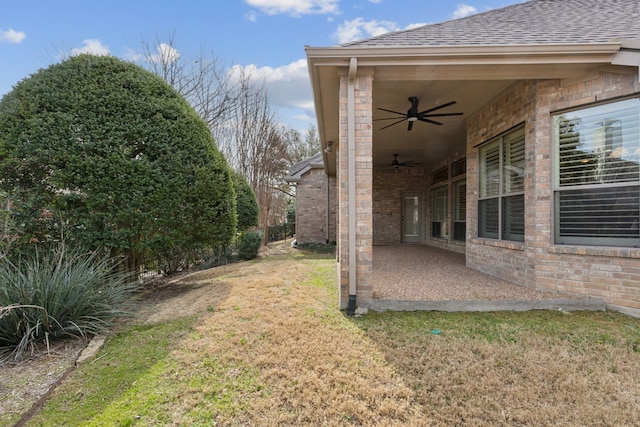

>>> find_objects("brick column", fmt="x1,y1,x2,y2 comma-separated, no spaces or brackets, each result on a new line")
338,68,373,309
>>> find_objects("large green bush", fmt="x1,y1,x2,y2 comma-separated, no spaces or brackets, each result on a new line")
232,170,259,232
0,54,236,276
0,246,137,360
237,231,263,260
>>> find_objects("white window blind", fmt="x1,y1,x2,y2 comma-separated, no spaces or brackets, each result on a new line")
454,180,466,241
554,98,640,246
478,126,525,242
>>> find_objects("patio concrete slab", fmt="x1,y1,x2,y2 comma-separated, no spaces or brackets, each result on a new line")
370,245,605,312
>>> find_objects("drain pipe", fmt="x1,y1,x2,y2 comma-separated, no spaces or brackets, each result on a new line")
326,173,330,244
347,57,357,316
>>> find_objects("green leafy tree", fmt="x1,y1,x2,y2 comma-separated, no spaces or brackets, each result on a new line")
231,170,259,232
0,54,236,276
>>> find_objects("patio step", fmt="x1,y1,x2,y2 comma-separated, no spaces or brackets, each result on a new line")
368,298,607,313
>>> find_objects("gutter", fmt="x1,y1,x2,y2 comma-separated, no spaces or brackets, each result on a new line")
305,42,624,64
347,57,357,316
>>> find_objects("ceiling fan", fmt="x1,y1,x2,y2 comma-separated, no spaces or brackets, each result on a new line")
375,96,463,131
377,153,421,169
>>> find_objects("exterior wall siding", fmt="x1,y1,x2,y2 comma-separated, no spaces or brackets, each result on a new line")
467,71,640,312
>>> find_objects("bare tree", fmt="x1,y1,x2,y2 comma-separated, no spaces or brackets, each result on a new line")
288,124,320,163
216,74,292,242
139,35,297,243
139,33,243,131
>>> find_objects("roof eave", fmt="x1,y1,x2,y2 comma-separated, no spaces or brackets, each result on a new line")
305,41,635,176
284,161,325,183
306,42,625,66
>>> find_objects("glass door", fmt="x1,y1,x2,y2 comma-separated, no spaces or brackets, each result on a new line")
402,193,422,243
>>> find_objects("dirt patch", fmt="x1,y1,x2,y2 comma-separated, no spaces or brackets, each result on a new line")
0,339,87,426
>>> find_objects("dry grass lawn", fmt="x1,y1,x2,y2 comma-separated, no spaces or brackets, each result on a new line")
13,241,640,426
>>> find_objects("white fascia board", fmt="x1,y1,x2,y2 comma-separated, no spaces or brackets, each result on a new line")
611,39,640,82
306,42,623,66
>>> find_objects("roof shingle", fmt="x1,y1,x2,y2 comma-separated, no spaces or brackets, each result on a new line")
342,0,640,47
286,152,323,181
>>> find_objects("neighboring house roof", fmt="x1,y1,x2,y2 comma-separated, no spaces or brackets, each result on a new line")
285,152,324,183
342,0,640,48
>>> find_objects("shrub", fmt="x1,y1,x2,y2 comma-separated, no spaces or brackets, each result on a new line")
0,245,138,361
297,243,336,254
199,244,237,269
0,55,236,277
231,170,259,232
237,231,263,260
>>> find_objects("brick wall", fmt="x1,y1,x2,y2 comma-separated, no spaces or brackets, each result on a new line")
373,167,427,244
466,72,640,313
466,81,537,285
338,69,374,309
372,159,466,253
295,167,337,244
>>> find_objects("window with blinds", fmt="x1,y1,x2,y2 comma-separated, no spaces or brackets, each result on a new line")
553,98,640,246
454,180,466,241
432,186,448,238
478,126,525,242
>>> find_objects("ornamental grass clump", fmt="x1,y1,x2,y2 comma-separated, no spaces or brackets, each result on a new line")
0,245,138,361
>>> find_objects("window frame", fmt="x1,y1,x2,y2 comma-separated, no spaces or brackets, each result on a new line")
478,125,526,242
431,185,449,238
552,97,640,247
429,158,466,242
453,180,467,241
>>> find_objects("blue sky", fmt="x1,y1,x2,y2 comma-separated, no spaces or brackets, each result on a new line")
0,0,520,132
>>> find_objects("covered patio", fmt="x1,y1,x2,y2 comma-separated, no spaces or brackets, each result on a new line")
369,245,606,312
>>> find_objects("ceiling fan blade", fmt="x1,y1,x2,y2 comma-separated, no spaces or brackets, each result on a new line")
377,107,406,116
421,112,464,118
407,120,414,131
417,100,457,115
419,117,443,126
379,118,407,130
408,96,420,117
384,153,422,168
373,117,409,122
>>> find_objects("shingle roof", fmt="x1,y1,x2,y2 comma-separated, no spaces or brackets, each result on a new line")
342,0,640,47
285,152,323,182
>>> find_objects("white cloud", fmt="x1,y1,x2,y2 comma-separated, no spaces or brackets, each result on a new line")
123,43,180,65
245,10,258,22
145,43,181,64
123,47,143,62
292,112,314,122
245,0,339,17
405,22,427,30
70,39,110,56
452,3,478,19
0,28,26,43
333,18,400,44
229,59,314,124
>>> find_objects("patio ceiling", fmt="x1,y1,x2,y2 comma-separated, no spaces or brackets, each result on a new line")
371,78,514,170
307,42,629,174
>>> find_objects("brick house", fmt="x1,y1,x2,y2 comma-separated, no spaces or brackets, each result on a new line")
285,152,337,245
303,0,640,316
